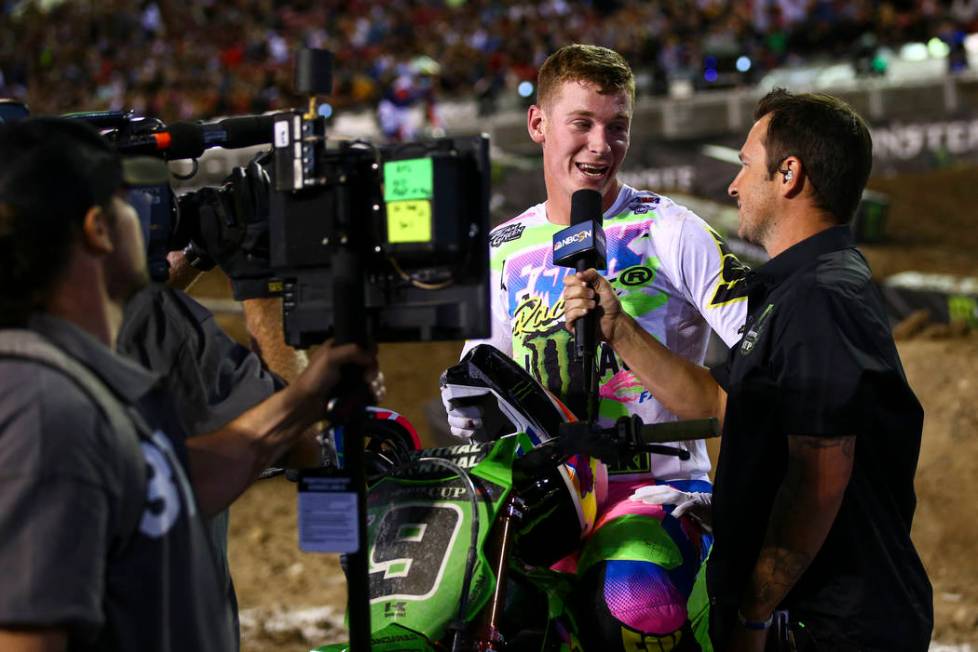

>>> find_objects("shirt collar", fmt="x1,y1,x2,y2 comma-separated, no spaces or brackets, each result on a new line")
750,225,855,289
28,312,161,404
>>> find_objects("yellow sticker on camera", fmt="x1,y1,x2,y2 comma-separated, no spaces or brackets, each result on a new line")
386,200,432,243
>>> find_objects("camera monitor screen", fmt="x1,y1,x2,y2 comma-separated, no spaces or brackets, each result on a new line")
268,123,491,347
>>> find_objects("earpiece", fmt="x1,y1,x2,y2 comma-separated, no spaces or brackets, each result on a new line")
782,169,793,183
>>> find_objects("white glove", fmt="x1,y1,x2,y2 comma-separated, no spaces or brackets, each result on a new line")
629,484,712,522
440,383,488,440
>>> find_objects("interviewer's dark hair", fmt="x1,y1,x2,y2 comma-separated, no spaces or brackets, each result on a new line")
755,89,873,224
0,118,122,326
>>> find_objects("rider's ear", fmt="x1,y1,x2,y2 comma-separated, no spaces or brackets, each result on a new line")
527,105,546,144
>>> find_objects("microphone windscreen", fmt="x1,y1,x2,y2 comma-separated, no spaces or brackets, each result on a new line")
164,122,205,159
219,115,276,149
570,188,603,226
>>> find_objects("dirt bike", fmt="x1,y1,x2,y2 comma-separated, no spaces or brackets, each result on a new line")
315,344,718,652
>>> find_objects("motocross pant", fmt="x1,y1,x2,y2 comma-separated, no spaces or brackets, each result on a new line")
565,478,713,652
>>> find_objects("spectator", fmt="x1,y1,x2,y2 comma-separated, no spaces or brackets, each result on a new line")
3,0,973,122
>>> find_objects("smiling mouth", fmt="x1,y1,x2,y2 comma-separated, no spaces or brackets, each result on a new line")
576,162,609,177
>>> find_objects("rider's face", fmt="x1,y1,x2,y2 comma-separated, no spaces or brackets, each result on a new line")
528,80,632,221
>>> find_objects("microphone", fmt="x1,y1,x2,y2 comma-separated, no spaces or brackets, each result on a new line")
553,189,607,362
116,115,277,160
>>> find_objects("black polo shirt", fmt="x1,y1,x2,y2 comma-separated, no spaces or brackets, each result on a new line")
118,285,282,438
708,226,933,649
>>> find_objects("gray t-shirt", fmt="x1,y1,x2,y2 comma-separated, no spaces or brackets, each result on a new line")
0,314,233,651
118,285,281,647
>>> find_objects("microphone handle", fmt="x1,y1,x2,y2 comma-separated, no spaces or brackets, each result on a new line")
574,258,600,422
574,257,596,361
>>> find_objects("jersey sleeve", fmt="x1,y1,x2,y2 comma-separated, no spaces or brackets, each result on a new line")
170,289,279,434
460,255,512,359
0,367,111,637
119,287,278,436
673,211,749,348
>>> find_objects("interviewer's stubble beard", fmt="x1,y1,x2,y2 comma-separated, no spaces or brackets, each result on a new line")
105,258,150,306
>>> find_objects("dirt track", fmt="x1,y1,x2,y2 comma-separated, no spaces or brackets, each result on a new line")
205,165,978,651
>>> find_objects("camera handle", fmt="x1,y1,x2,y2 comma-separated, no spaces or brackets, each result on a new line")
294,46,373,651
328,247,373,651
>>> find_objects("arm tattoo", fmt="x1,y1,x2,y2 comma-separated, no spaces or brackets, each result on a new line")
742,434,855,613
747,548,811,607
744,456,811,607
792,435,856,455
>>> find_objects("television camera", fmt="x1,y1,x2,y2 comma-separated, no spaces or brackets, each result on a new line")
59,49,491,651
67,51,490,348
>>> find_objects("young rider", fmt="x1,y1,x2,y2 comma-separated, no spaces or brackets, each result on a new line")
443,44,749,649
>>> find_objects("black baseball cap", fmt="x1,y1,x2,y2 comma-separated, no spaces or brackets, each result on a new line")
0,117,169,217
0,99,30,124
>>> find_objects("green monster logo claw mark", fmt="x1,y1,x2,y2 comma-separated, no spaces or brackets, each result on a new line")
740,303,775,355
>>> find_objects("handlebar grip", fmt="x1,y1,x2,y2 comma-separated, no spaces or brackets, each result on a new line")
637,417,720,443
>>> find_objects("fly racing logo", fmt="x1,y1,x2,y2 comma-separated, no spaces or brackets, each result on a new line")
607,452,652,475
489,223,525,247
627,193,661,215
740,303,775,355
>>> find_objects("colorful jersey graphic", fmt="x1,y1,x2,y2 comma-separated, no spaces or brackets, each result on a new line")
462,185,748,482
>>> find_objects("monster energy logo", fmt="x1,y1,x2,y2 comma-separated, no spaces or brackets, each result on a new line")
740,303,775,355
512,381,535,401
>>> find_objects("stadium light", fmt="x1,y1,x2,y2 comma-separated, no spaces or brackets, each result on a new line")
518,81,534,98
927,37,950,58
900,42,929,62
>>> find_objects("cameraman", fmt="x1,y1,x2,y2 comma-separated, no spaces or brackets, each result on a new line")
116,134,325,648
117,253,320,649
0,117,375,651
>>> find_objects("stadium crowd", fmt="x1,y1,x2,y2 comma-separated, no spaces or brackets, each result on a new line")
2,0,976,125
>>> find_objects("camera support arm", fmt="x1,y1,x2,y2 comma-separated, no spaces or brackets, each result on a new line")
325,246,374,652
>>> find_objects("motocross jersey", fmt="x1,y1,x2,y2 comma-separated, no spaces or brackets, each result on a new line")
462,184,748,482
